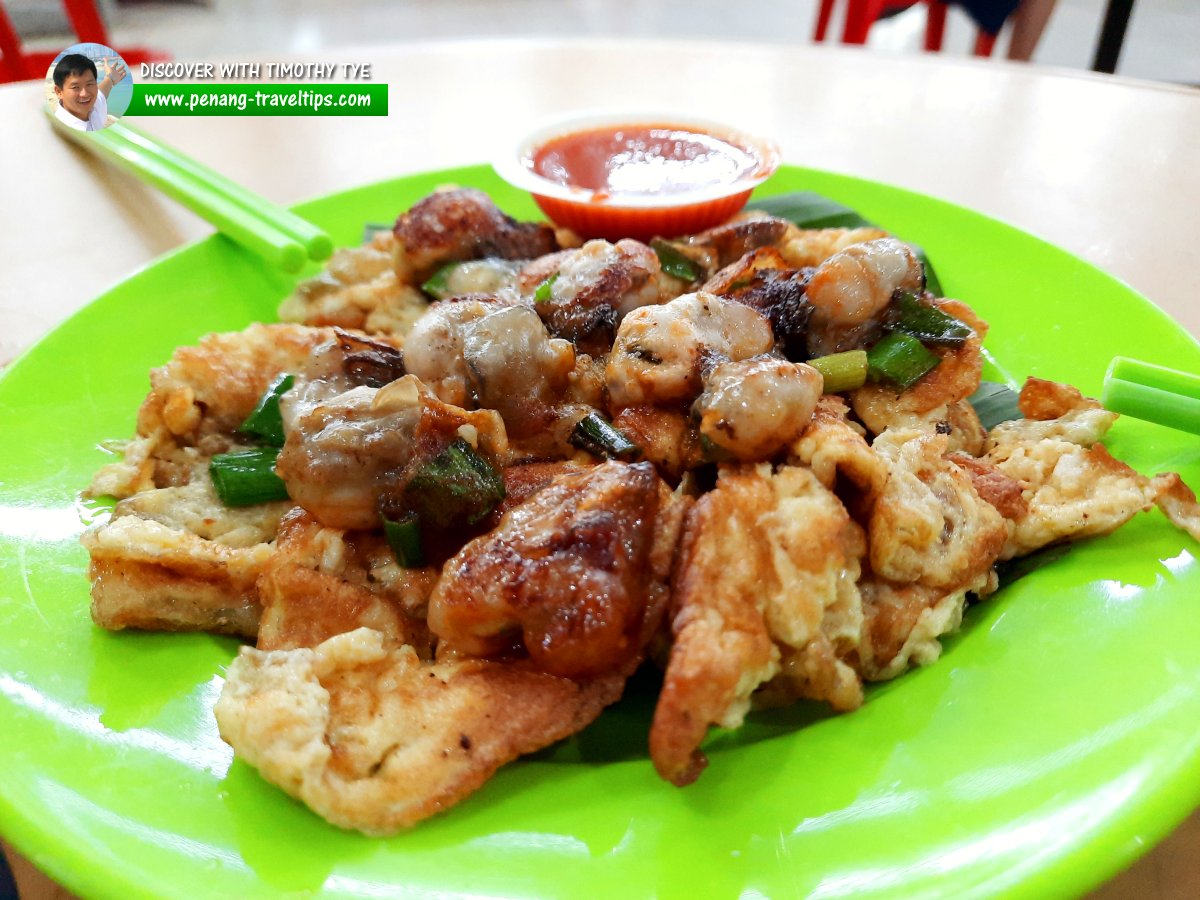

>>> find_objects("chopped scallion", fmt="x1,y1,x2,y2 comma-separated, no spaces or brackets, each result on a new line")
888,292,972,346
699,434,733,463
807,350,869,393
651,239,701,282
867,333,941,390
238,373,295,446
362,222,392,243
420,262,462,300
569,412,642,461
534,273,559,303
210,448,289,507
405,439,506,529
382,511,425,568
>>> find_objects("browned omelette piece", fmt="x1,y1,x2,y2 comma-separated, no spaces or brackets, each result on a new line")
88,323,335,500
793,399,1005,595
609,406,704,481
256,509,436,653
82,324,339,636
650,463,866,787
857,579,971,682
279,230,430,336
869,428,1007,592
82,481,289,637
393,188,560,283
215,628,625,834
985,383,1155,559
685,213,793,270
1152,473,1200,542
790,395,886,497
428,461,686,680
779,226,889,269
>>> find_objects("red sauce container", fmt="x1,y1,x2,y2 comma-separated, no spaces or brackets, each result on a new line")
493,113,780,242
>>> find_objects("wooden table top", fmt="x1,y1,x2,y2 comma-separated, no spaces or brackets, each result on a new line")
1,37,1198,899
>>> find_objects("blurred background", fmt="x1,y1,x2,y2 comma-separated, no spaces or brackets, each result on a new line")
5,0,1198,86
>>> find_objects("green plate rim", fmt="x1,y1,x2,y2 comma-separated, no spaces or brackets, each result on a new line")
1,163,1198,900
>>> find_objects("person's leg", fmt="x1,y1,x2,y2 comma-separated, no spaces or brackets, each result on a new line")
1007,0,1058,61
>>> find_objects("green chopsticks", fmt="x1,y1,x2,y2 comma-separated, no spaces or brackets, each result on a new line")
47,111,332,273
1103,357,1200,435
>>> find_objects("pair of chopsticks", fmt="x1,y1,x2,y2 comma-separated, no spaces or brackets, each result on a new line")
1104,357,1200,435
47,112,332,273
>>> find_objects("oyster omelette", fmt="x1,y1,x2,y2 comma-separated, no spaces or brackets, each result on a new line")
82,186,1200,834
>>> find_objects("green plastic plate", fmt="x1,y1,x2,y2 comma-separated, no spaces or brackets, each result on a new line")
1,165,1198,899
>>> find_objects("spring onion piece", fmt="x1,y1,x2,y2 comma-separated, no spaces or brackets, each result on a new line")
209,448,289,507
968,381,1023,430
405,438,506,528
238,373,295,446
699,434,734,463
420,262,461,299
807,350,869,393
362,222,391,243
570,412,642,461
534,273,558,303
746,191,946,298
651,239,702,282
382,511,425,568
867,333,941,390
888,292,972,347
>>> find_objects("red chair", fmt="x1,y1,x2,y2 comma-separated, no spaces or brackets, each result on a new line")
0,0,168,83
814,0,998,57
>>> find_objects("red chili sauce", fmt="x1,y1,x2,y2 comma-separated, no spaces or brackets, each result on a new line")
529,124,761,199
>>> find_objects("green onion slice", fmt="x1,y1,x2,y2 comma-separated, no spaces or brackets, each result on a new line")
699,434,734,463
534,273,559,303
382,511,425,568
807,350,869,393
888,292,972,346
362,222,391,243
238,373,295,446
569,412,642,461
210,448,289,507
405,439,506,529
651,239,702,282
969,381,1024,430
420,262,462,300
867,333,941,390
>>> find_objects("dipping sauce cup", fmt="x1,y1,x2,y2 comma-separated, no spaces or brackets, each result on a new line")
494,112,780,242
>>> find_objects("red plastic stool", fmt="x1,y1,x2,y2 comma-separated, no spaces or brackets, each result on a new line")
814,0,998,56
0,0,169,83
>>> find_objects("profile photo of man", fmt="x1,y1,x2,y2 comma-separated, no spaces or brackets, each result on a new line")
51,53,128,132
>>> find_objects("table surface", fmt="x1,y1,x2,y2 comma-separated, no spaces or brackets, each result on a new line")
1,37,1198,899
